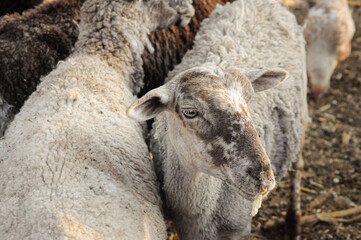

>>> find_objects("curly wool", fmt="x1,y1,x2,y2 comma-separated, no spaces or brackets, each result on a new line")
165,0,308,180
0,55,165,239
0,0,226,136
0,0,194,238
0,0,84,109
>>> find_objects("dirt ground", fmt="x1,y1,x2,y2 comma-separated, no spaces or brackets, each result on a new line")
167,1,361,240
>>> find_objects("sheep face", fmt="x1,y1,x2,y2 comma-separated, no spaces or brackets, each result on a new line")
128,67,288,200
306,49,338,99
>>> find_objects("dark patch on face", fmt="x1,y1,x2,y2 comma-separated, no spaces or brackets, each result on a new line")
222,129,233,145
191,103,272,181
197,105,243,144
208,144,226,166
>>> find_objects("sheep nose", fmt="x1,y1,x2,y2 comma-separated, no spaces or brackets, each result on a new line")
247,167,275,192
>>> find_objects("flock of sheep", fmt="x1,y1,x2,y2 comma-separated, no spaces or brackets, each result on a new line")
0,0,355,239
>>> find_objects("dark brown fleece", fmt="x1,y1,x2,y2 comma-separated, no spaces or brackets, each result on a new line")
0,0,84,110
0,0,42,16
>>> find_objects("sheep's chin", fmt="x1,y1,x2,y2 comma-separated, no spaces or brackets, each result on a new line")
223,180,258,201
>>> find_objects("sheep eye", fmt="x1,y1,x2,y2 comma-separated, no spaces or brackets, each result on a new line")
182,109,198,119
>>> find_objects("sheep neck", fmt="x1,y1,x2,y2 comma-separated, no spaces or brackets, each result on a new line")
74,0,152,94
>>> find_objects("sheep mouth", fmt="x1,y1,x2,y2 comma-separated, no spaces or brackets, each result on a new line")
220,166,266,201
239,188,259,201
223,179,260,201
237,185,271,201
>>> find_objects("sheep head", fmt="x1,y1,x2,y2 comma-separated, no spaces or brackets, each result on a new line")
128,67,288,200
306,48,338,100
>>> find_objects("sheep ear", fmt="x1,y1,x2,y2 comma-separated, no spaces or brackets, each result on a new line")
127,86,172,121
244,69,288,92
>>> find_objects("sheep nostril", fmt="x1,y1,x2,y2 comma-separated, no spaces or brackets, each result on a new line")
247,168,270,192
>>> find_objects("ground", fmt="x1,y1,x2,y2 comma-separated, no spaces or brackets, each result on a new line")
167,1,361,239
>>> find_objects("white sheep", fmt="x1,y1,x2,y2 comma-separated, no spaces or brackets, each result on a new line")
128,0,308,239
303,0,355,99
0,0,194,239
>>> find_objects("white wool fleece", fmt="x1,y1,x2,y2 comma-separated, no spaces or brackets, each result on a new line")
0,54,165,239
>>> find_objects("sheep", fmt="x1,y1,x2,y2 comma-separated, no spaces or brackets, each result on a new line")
0,0,194,239
303,0,355,99
0,0,42,16
128,0,308,239
0,0,85,136
0,0,229,137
